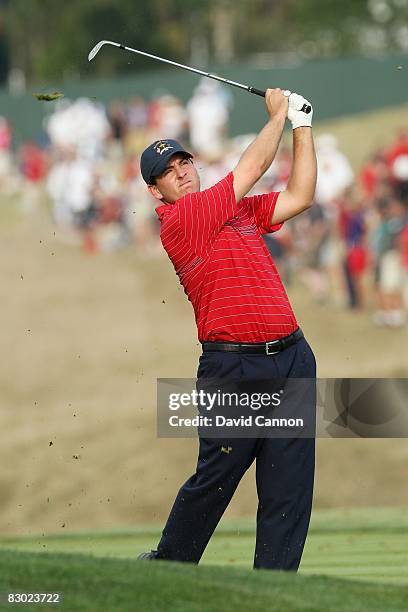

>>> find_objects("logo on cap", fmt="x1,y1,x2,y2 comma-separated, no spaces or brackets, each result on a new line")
154,140,173,155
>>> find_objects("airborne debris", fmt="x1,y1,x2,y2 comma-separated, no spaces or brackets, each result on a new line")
33,91,64,102
49,441,53,447
396,65,403,70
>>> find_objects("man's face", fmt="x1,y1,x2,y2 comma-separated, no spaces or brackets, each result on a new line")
148,153,200,203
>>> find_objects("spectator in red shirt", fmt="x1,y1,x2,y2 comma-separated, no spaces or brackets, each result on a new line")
136,88,318,572
358,150,388,202
337,188,369,309
0,117,14,193
19,142,48,211
0,116,11,151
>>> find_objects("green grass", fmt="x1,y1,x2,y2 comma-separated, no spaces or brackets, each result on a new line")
0,549,408,612
1,509,407,611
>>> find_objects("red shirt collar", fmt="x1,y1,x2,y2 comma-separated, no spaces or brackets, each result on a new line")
155,201,174,220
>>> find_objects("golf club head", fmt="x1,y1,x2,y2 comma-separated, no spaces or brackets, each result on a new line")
88,40,112,62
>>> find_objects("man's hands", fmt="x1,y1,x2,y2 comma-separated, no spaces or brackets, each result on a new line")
264,88,313,129
287,92,313,129
265,88,289,121
232,88,313,203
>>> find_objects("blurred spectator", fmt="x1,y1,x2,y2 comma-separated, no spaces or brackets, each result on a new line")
125,96,149,154
372,197,407,326
46,98,110,160
19,142,48,211
297,203,331,303
338,187,369,309
156,95,187,141
401,222,408,310
315,134,354,214
271,146,292,191
264,225,294,286
46,147,95,232
0,116,11,150
187,78,230,160
0,116,14,193
107,101,128,159
108,101,127,143
127,96,149,131
124,167,158,255
358,150,389,202
386,130,408,203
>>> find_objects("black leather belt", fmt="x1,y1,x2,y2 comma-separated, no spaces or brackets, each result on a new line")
202,328,304,355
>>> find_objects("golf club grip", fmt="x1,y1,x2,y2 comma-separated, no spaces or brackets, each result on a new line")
248,87,312,114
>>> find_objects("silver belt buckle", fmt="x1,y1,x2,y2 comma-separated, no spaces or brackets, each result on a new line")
266,341,279,355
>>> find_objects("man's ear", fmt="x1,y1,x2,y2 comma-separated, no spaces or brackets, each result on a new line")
148,184,164,201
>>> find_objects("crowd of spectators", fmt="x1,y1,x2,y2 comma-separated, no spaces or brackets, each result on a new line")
0,80,407,326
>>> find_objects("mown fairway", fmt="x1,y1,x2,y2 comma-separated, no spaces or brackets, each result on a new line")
1,555,408,612
1,552,408,612
1,508,407,589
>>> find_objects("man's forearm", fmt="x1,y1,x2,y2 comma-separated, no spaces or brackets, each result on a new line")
286,127,317,206
233,88,288,202
239,113,286,177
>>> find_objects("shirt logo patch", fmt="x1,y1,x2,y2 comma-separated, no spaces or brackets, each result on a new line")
226,217,257,236
155,141,173,155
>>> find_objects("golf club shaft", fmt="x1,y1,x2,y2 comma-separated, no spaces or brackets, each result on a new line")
90,40,311,113
117,42,262,94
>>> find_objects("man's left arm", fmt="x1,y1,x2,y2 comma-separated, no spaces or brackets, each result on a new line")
271,94,317,225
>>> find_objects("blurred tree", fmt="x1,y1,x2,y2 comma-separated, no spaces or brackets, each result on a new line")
234,0,408,60
2,0,408,83
0,24,9,84
211,0,235,63
4,0,194,82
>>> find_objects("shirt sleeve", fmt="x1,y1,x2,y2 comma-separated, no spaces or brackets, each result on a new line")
241,191,283,235
177,172,238,255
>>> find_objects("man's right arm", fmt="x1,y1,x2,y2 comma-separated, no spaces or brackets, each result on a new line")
232,89,288,202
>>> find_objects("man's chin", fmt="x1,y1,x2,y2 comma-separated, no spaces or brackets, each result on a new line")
179,186,194,196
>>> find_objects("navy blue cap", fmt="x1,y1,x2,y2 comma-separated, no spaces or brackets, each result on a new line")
140,139,193,184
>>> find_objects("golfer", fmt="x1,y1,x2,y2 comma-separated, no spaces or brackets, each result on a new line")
138,88,317,570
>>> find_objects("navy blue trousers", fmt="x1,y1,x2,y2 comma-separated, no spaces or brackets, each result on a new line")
156,335,316,570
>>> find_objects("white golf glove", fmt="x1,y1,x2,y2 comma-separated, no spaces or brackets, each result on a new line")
283,90,313,129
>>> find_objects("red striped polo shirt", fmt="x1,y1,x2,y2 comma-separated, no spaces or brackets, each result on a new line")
155,172,298,342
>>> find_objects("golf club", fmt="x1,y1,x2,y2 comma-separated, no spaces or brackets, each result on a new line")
88,39,312,113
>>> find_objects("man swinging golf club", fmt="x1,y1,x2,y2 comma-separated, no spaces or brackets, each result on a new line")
138,88,317,570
